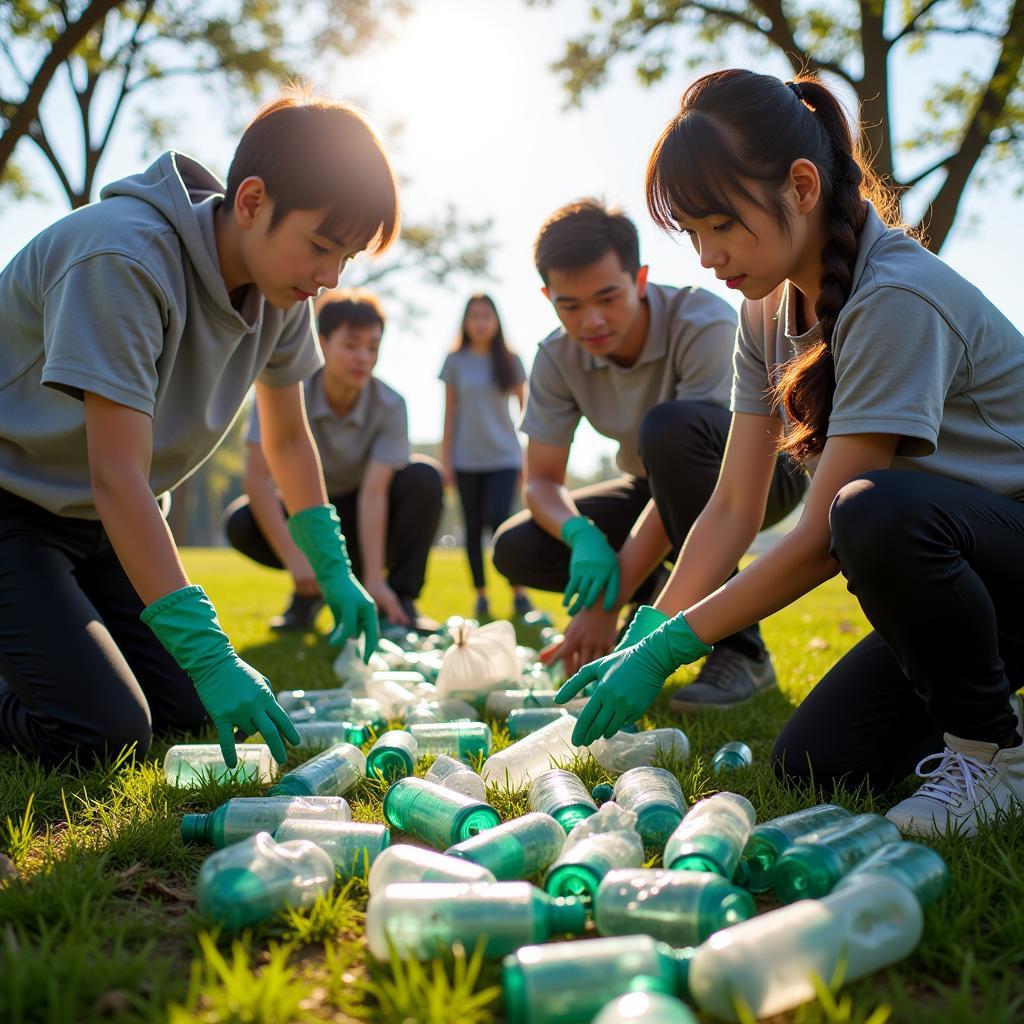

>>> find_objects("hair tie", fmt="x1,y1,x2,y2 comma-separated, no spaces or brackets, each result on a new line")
785,80,804,102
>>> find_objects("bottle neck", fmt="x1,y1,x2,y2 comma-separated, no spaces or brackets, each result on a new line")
180,811,211,843
545,895,587,936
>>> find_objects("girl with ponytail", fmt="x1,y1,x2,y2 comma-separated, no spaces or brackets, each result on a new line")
557,69,1024,839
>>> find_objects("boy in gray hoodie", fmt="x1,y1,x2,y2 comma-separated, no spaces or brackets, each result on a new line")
0,95,399,767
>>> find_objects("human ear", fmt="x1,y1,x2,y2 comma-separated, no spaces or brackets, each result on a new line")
789,159,821,213
234,176,267,230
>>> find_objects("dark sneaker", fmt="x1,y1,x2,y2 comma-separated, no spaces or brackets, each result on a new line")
400,598,441,636
474,596,493,623
269,592,324,632
512,593,534,617
670,648,777,712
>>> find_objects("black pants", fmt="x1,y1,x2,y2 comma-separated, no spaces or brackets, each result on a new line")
492,401,808,658
223,456,443,601
0,488,208,764
773,469,1024,792
455,468,521,589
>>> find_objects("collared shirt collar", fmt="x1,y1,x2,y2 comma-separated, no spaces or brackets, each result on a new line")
306,368,372,427
583,284,669,371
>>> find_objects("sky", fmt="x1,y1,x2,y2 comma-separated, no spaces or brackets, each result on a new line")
4,0,1023,476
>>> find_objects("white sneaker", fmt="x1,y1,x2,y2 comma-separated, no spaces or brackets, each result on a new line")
885,731,1024,838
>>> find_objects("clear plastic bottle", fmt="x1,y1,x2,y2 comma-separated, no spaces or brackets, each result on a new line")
268,743,366,797
739,804,852,893
367,844,497,894
773,813,903,902
366,672,430,717
383,776,500,849
181,795,353,848
275,686,352,712
711,741,753,774
589,728,690,773
687,877,923,1021
544,825,645,901
366,730,419,780
273,819,390,878
423,754,487,801
481,715,583,790
612,767,687,847
196,831,335,929
592,980,699,1024
446,812,566,880
507,708,572,740
407,721,491,760
293,721,369,747
485,689,560,718
528,770,598,833
404,698,479,727
502,934,693,1024
594,867,755,945
366,881,587,960
834,839,949,907
318,697,388,733
664,792,756,879
163,743,274,786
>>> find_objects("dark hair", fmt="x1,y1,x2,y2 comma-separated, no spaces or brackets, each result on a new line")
534,198,641,284
646,69,902,462
316,289,386,339
225,90,399,256
457,294,519,393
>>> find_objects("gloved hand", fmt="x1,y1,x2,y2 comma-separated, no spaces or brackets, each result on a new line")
141,585,300,766
288,504,379,659
561,515,620,615
555,611,712,745
613,604,670,652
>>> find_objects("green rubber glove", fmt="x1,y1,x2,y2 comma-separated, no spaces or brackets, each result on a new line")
561,516,621,615
555,612,712,745
288,504,380,659
141,585,300,766
613,604,670,652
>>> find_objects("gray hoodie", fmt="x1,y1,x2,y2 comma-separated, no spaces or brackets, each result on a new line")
0,151,322,518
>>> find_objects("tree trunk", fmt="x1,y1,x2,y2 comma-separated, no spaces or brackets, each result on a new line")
857,0,893,183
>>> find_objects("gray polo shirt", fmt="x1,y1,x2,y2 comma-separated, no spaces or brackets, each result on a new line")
438,348,526,471
520,282,737,477
0,151,323,519
249,370,410,496
732,204,1024,497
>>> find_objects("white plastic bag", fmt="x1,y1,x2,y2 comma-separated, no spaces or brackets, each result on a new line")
435,619,521,700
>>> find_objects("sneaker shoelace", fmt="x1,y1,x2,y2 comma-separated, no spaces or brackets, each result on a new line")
696,648,747,689
912,748,997,807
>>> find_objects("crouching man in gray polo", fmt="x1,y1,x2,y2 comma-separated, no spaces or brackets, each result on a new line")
493,199,808,710
225,291,443,634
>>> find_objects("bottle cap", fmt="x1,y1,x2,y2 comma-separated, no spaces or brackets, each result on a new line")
180,813,209,844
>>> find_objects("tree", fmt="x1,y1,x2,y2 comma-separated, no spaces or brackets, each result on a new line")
540,0,1024,251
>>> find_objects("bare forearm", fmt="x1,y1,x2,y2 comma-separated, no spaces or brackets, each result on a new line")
616,501,672,606
263,435,327,516
526,478,580,541
358,490,388,582
247,472,303,567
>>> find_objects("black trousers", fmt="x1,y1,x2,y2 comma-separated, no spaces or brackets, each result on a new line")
0,487,207,764
773,469,1024,792
454,468,521,589
492,401,808,658
223,456,443,602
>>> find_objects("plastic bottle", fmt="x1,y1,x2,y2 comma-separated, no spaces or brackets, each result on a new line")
446,812,566,880
407,721,491,760
318,697,388,733
383,776,500,849
592,980,699,1024
181,795,352,848
268,743,366,797
591,783,615,805
163,743,274,786
589,728,690,773
833,839,949,907
404,698,479,727
293,721,369,747
423,754,487,801
481,715,584,790
366,673,430,717
502,934,693,1024
528,770,598,833
739,804,852,893
612,767,687,847
366,881,586,960
485,689,560,718
275,686,352,712
196,831,335,929
711,741,753,774
366,730,419,780
507,708,572,740
367,844,497,894
594,868,755,946
664,793,756,879
687,877,923,1022
773,813,903,902
273,819,389,877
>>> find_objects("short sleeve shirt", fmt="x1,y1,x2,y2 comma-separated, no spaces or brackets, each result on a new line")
731,204,1024,497
249,370,410,496
438,349,525,471
520,282,737,477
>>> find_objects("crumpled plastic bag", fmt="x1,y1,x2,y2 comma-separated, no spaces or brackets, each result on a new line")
435,619,521,700
589,727,690,772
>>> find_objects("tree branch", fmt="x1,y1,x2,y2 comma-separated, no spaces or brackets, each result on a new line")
26,119,76,205
749,0,857,85
895,152,954,190
892,0,944,43
0,35,31,89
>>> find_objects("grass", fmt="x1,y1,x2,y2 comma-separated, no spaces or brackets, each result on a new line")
0,548,1022,1023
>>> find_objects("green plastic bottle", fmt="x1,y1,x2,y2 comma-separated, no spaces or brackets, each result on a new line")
366,730,419,780
268,743,366,797
446,812,566,880
367,844,497,894
318,697,388,733
711,741,753,774
292,721,369,748
664,792,756,879
383,776,500,849
739,804,852,893
508,708,571,740
528,770,598,833
181,795,352,848
592,979,699,1024
407,721,491,760
503,934,693,1024
544,832,645,901
162,743,274,786
273,819,390,878
612,767,687,848
834,839,949,907
591,783,615,805
594,867,755,946
773,813,903,902
196,831,335,929
366,881,586,960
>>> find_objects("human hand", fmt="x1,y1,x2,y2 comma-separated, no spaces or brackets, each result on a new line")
284,551,320,597
550,605,620,677
366,579,409,626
